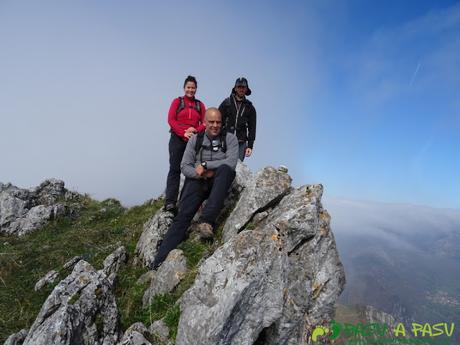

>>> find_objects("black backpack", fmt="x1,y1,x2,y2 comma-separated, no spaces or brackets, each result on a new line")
194,132,227,154
176,97,201,114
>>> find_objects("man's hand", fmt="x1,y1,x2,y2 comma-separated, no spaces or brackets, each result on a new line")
195,166,215,179
195,165,206,176
204,170,215,178
245,148,253,157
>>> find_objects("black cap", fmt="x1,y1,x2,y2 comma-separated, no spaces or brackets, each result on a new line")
233,77,252,96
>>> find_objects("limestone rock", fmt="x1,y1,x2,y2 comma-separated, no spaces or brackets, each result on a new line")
31,179,66,205
259,185,345,345
222,166,292,242
136,271,156,285
103,246,127,285
149,320,170,344
0,179,76,236
176,230,285,345
176,183,345,345
118,323,152,345
234,161,253,190
135,210,174,268
143,249,187,307
63,256,83,270
34,270,59,291
3,329,28,345
22,260,121,345
4,166,346,345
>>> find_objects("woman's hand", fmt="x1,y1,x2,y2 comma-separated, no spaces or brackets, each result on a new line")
184,127,197,139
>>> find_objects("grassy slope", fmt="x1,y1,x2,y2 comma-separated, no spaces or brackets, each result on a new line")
0,194,232,343
0,196,161,343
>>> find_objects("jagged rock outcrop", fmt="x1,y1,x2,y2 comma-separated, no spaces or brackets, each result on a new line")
4,164,345,345
118,323,152,345
21,256,123,345
103,246,128,285
34,270,59,291
222,166,292,242
176,184,345,345
143,249,187,307
63,256,83,270
149,320,171,344
0,179,79,236
3,329,28,345
134,210,175,268
258,185,345,345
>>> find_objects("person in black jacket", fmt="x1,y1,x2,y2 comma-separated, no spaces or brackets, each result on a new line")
218,77,257,161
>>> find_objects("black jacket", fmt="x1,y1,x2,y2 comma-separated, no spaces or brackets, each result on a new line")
218,94,257,149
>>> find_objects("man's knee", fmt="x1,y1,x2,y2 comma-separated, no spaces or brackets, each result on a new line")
215,164,234,176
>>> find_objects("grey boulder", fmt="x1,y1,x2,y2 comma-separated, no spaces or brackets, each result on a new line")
222,166,292,242
103,246,127,285
0,179,74,236
3,329,28,345
135,210,174,268
63,256,83,270
176,183,345,345
118,323,152,345
22,260,121,345
177,229,285,345
143,249,187,307
149,320,171,344
259,185,346,345
34,270,59,291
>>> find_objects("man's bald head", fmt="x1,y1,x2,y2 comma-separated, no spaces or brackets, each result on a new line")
205,107,223,137
205,107,222,121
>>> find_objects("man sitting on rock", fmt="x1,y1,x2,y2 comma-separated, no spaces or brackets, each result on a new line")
152,107,239,269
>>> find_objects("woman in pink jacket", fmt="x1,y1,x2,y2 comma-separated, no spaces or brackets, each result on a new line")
164,76,206,212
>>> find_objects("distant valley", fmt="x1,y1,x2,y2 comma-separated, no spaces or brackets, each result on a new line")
324,198,460,341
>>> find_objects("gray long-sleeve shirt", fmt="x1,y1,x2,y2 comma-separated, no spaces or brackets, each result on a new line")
180,131,239,179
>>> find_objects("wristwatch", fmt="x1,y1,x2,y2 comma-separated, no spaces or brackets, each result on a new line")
201,161,207,169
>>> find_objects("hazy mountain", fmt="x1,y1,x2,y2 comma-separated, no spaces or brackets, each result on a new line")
324,197,460,331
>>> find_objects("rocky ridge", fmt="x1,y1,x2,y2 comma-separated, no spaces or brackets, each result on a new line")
0,179,79,236
2,163,345,345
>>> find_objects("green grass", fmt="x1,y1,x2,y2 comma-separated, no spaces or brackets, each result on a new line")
245,222,256,230
0,195,162,343
0,192,232,343
164,304,181,340
138,230,222,341
178,239,208,269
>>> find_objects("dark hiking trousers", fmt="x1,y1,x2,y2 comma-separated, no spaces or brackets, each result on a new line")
238,142,247,161
153,164,236,269
165,133,187,205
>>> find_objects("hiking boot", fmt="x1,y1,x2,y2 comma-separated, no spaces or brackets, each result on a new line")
163,202,176,213
197,222,214,239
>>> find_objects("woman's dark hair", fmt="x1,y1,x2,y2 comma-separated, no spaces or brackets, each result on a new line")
183,75,197,88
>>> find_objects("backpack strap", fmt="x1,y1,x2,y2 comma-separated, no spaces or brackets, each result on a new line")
221,132,227,153
195,131,205,153
176,97,185,114
176,97,201,114
195,132,227,163
194,99,201,114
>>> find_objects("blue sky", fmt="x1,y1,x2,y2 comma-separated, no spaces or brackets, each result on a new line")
1,0,459,208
